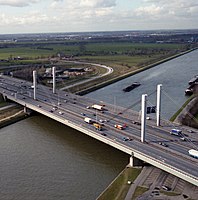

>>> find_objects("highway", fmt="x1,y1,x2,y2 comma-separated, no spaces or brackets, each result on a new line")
0,74,198,186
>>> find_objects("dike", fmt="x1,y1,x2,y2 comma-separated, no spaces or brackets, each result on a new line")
0,110,28,128
76,48,198,95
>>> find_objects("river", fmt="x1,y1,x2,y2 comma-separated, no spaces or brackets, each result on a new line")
1,50,198,199
0,115,128,200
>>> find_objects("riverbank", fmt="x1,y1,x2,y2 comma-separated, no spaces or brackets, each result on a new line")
0,103,29,128
97,165,198,200
174,94,198,128
75,48,198,95
97,166,142,200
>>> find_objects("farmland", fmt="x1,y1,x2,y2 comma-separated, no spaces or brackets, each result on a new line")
0,30,197,92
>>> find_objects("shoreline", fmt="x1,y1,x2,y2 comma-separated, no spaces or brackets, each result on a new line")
0,104,29,128
76,48,198,95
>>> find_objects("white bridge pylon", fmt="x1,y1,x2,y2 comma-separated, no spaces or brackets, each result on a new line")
52,66,56,94
141,94,147,143
156,84,162,127
33,70,37,100
141,84,162,143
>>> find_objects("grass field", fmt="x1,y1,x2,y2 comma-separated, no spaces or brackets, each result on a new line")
0,42,186,60
98,167,141,200
0,41,192,93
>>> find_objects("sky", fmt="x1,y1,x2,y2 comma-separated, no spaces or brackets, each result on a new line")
0,0,197,34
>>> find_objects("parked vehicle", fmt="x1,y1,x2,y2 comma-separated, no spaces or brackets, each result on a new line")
84,117,93,124
188,149,198,158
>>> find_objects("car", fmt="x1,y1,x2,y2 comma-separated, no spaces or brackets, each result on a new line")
52,107,57,110
86,106,90,109
49,110,53,113
81,113,86,116
146,116,151,120
162,185,171,191
101,133,106,136
187,129,194,133
37,104,41,107
180,137,186,141
133,121,141,125
59,111,63,115
64,100,67,103
122,137,129,141
158,142,168,147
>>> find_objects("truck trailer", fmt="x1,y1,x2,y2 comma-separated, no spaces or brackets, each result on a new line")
91,104,103,111
188,149,198,158
84,117,93,124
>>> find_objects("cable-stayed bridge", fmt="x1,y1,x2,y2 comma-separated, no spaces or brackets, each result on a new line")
0,74,198,187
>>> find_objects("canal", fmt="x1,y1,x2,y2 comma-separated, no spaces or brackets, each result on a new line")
86,50,198,119
0,50,198,199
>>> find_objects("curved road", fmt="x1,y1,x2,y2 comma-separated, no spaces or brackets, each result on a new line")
59,61,113,90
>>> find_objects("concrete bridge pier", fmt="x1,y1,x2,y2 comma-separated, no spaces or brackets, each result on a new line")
2,94,7,102
0,93,4,101
23,105,32,115
129,154,144,167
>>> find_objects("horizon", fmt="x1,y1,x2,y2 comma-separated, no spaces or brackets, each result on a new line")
0,0,197,34
0,28,198,37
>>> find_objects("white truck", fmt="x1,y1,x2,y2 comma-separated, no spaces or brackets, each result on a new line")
188,149,198,158
91,104,103,111
84,117,93,124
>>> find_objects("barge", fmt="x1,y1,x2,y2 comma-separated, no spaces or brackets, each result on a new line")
123,82,141,92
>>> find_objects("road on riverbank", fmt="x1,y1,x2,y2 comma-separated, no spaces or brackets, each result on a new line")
60,61,113,91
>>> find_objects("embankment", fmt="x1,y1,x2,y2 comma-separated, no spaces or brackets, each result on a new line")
175,95,198,128
76,48,197,95
0,97,29,128
0,110,28,128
